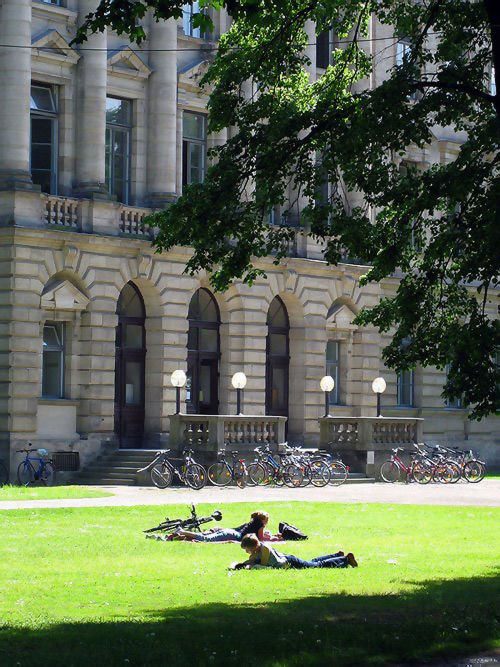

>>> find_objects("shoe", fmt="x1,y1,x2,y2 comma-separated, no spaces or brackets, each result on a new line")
346,553,358,568
335,551,344,557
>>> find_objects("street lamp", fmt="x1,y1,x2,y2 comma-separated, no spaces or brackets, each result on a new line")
320,375,335,418
231,372,247,415
171,369,187,415
372,377,387,417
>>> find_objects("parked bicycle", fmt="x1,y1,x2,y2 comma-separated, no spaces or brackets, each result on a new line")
422,443,485,483
379,447,432,484
208,449,251,488
137,448,207,490
280,444,331,487
0,458,9,486
17,444,56,486
314,445,350,486
144,503,222,535
248,444,303,487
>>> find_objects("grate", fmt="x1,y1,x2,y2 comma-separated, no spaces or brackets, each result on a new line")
52,451,80,472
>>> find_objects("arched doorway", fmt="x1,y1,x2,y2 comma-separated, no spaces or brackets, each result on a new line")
114,282,146,448
186,288,220,414
266,296,290,420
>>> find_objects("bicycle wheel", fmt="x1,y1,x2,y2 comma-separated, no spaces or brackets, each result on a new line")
185,463,207,490
17,461,34,486
446,461,462,484
247,463,267,486
380,460,401,483
463,460,485,483
151,462,173,489
328,461,348,486
411,462,432,485
0,460,8,486
40,462,55,486
307,460,330,487
282,463,303,488
208,462,231,487
235,462,247,489
433,463,453,484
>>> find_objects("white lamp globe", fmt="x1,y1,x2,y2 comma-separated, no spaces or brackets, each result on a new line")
171,369,187,388
320,375,335,393
372,377,387,394
231,372,247,389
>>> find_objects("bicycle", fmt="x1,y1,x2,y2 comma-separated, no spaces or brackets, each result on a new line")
280,444,331,487
379,447,431,484
0,458,9,486
315,446,350,486
144,503,222,535
17,444,56,486
208,449,252,488
248,444,303,487
137,447,207,490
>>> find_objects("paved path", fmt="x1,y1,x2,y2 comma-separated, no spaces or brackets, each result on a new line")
0,479,498,510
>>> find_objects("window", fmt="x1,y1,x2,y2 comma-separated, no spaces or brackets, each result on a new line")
396,40,411,67
326,341,340,405
182,2,208,38
397,369,414,406
316,29,331,69
105,97,132,204
30,84,58,194
42,322,64,398
266,297,290,419
41,0,62,4
490,65,496,96
182,112,206,187
445,364,462,408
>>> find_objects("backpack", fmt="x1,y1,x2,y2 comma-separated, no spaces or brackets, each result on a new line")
279,521,308,541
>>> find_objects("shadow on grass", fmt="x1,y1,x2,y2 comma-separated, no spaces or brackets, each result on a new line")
1,572,499,667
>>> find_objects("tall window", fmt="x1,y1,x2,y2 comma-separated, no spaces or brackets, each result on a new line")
106,97,132,204
445,365,462,408
326,341,340,405
396,41,417,100
182,2,209,38
42,322,64,398
490,65,496,96
187,289,220,415
317,28,335,69
397,369,414,407
182,112,206,187
266,297,290,418
30,84,58,194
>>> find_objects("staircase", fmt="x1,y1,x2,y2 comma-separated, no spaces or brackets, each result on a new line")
74,449,158,486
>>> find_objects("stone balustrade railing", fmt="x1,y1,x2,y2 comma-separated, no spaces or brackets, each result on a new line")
119,206,154,237
42,195,80,229
318,415,424,477
168,414,287,464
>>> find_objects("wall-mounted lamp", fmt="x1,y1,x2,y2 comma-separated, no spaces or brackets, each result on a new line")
171,369,187,415
372,377,387,417
231,372,247,415
320,375,335,418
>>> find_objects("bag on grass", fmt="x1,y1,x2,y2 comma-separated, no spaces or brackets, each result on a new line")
278,521,308,541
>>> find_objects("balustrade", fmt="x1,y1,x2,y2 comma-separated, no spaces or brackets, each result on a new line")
120,206,154,236
43,195,79,228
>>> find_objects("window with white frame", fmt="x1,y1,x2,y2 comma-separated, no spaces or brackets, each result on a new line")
490,65,496,96
182,112,206,187
445,364,462,408
42,322,64,398
30,84,58,195
105,97,132,204
397,369,414,406
396,41,417,100
182,2,209,38
326,340,340,404
40,0,62,5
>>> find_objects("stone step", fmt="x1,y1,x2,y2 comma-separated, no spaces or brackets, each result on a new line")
78,478,137,486
79,469,137,479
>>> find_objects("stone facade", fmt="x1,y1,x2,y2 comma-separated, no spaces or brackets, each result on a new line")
0,0,498,480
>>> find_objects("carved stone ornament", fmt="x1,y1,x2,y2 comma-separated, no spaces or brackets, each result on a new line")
327,303,357,331
41,280,89,312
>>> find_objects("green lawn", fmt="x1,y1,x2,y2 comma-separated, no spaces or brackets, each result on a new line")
0,502,498,666
0,486,113,501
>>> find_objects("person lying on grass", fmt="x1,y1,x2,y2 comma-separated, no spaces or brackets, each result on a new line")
230,534,358,569
169,510,279,543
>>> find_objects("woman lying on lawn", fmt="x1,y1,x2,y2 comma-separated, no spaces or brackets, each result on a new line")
230,534,358,569
169,510,276,543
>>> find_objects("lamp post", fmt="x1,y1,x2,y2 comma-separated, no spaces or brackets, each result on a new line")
231,372,247,415
372,377,387,417
170,369,187,415
320,375,335,418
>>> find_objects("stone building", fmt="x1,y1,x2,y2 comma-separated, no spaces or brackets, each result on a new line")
0,0,498,480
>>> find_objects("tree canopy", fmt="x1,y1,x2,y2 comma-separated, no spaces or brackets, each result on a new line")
77,0,500,419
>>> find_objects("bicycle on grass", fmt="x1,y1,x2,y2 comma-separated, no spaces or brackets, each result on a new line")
208,449,251,488
0,458,9,486
137,447,207,490
144,503,222,535
17,444,56,486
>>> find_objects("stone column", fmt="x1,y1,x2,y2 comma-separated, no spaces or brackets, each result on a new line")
0,0,33,189
75,0,108,198
146,16,178,208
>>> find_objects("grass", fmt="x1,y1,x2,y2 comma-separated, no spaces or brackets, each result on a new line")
0,501,498,666
0,486,114,501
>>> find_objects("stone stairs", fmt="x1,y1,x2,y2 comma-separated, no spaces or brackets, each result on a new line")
74,449,158,486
